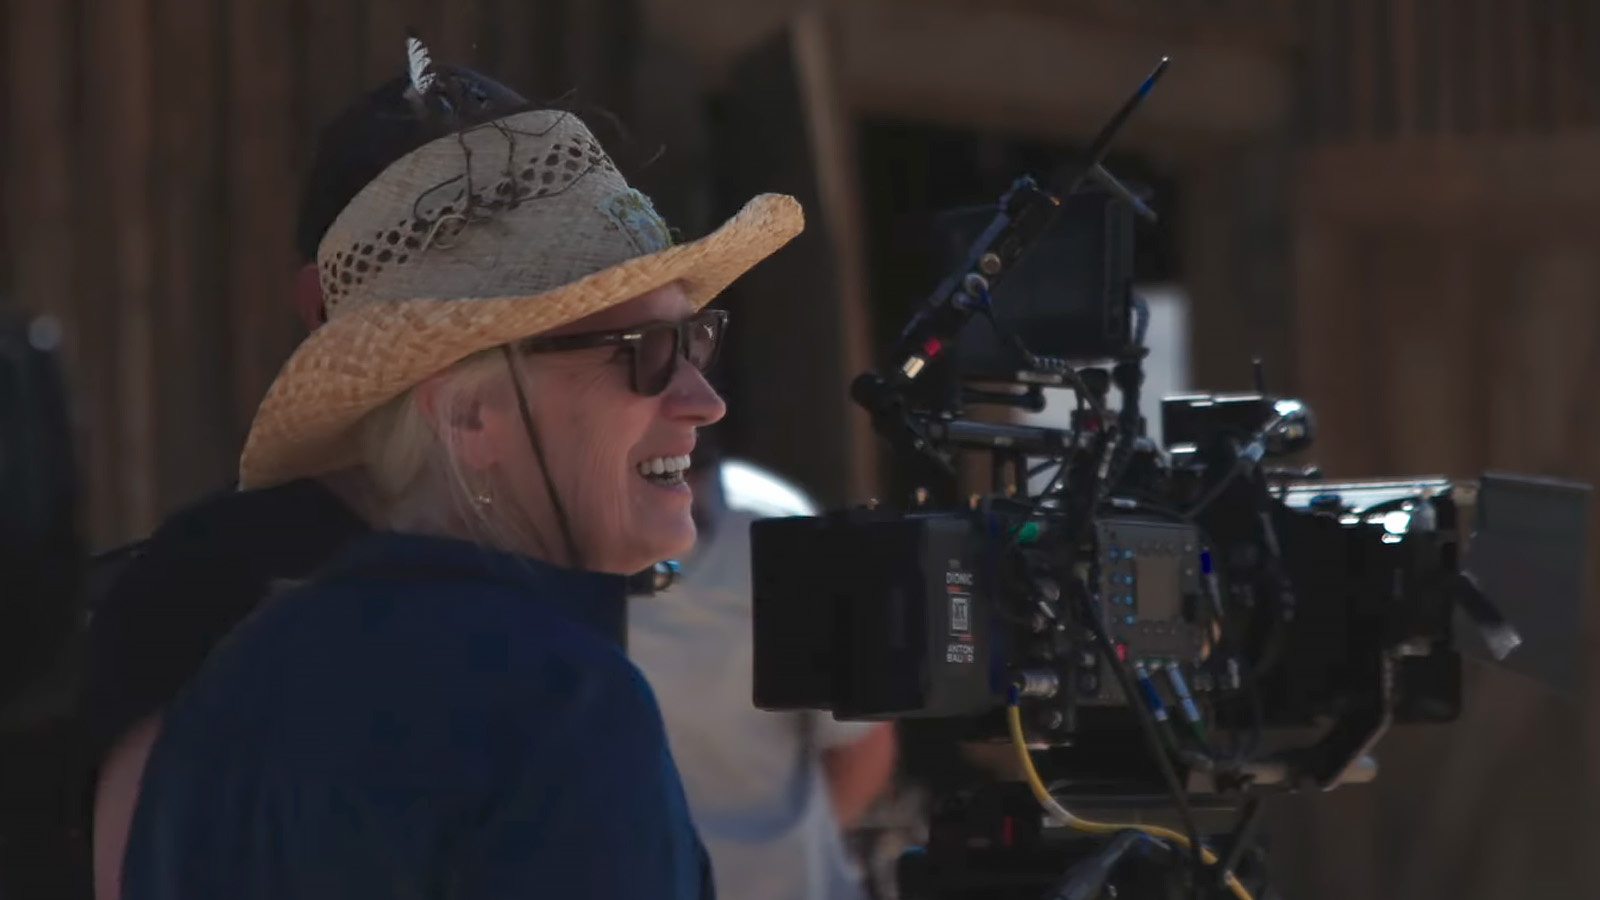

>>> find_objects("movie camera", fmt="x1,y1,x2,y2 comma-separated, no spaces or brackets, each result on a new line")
748,58,1590,900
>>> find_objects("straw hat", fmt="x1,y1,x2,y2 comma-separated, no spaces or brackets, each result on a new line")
238,108,804,490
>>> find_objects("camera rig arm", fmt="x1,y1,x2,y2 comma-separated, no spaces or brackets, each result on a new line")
850,57,1170,473
848,177,1059,474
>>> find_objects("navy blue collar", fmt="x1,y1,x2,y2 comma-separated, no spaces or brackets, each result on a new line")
316,531,629,645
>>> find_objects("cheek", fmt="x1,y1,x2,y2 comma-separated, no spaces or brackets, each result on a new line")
543,378,655,519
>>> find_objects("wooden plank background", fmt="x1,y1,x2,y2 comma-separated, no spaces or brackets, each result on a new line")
1298,0,1600,140
1,0,640,549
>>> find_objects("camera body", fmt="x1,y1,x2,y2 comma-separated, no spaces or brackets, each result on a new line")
751,405,1467,794
752,506,1213,722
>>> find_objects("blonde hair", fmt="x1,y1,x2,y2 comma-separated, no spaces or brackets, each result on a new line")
356,348,546,556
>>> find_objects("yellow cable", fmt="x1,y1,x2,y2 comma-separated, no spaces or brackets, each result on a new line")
1005,704,1255,900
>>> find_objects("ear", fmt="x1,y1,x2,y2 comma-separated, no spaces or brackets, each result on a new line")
414,374,507,472
290,263,326,332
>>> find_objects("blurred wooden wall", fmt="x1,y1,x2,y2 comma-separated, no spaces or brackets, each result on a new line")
1266,1,1600,898
2,0,639,548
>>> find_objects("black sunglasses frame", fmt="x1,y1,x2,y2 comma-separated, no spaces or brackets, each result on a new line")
516,308,729,396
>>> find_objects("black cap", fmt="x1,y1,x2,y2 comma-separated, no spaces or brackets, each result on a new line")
294,66,530,264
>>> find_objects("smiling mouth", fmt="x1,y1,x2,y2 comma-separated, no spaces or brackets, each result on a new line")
636,454,691,488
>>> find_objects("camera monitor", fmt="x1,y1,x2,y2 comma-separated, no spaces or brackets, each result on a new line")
932,189,1136,378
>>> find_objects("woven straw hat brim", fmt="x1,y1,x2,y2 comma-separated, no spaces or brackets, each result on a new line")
239,192,803,490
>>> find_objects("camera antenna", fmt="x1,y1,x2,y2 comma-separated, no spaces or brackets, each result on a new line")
1051,57,1169,196
1060,59,1168,223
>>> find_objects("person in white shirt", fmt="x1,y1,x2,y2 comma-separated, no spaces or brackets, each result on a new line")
629,440,898,900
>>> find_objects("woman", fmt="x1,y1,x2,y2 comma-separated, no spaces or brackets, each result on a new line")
88,62,526,900
116,62,803,900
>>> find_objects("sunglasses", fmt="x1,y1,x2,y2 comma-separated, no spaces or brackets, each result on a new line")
516,308,728,397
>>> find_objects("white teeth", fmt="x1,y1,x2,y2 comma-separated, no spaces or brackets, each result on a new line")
636,454,692,478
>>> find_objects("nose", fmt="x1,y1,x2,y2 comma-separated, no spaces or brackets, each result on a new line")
661,360,726,426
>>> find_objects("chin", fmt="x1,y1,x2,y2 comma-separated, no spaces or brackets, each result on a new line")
654,517,699,561
609,517,697,574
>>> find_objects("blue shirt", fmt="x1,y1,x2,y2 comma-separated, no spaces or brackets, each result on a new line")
121,531,713,900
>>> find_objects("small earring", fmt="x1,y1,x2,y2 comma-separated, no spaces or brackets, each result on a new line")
472,484,494,508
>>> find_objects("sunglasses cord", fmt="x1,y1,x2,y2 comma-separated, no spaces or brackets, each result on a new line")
501,347,584,569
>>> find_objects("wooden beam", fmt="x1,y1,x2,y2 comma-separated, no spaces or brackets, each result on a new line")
1308,0,1350,142
3,3,78,333
69,7,127,546
789,11,879,504
1549,0,1579,126
1393,0,1418,138
1290,222,1386,478
433,0,480,65
927,0,1301,51
833,1,1292,148
363,1,415,87
1479,0,1507,134
644,0,1295,148
708,20,881,508
85,0,159,540
1296,134,1600,229
226,0,301,455
1349,0,1377,138
301,0,365,154
1436,0,1459,134
5,0,98,544
152,0,232,507
482,0,537,95
1486,247,1600,474
531,0,573,95
1508,0,1533,133
1371,238,1492,476
643,0,1298,73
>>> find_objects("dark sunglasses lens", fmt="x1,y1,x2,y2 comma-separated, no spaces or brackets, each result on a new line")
634,328,679,396
684,313,724,371
631,312,725,396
